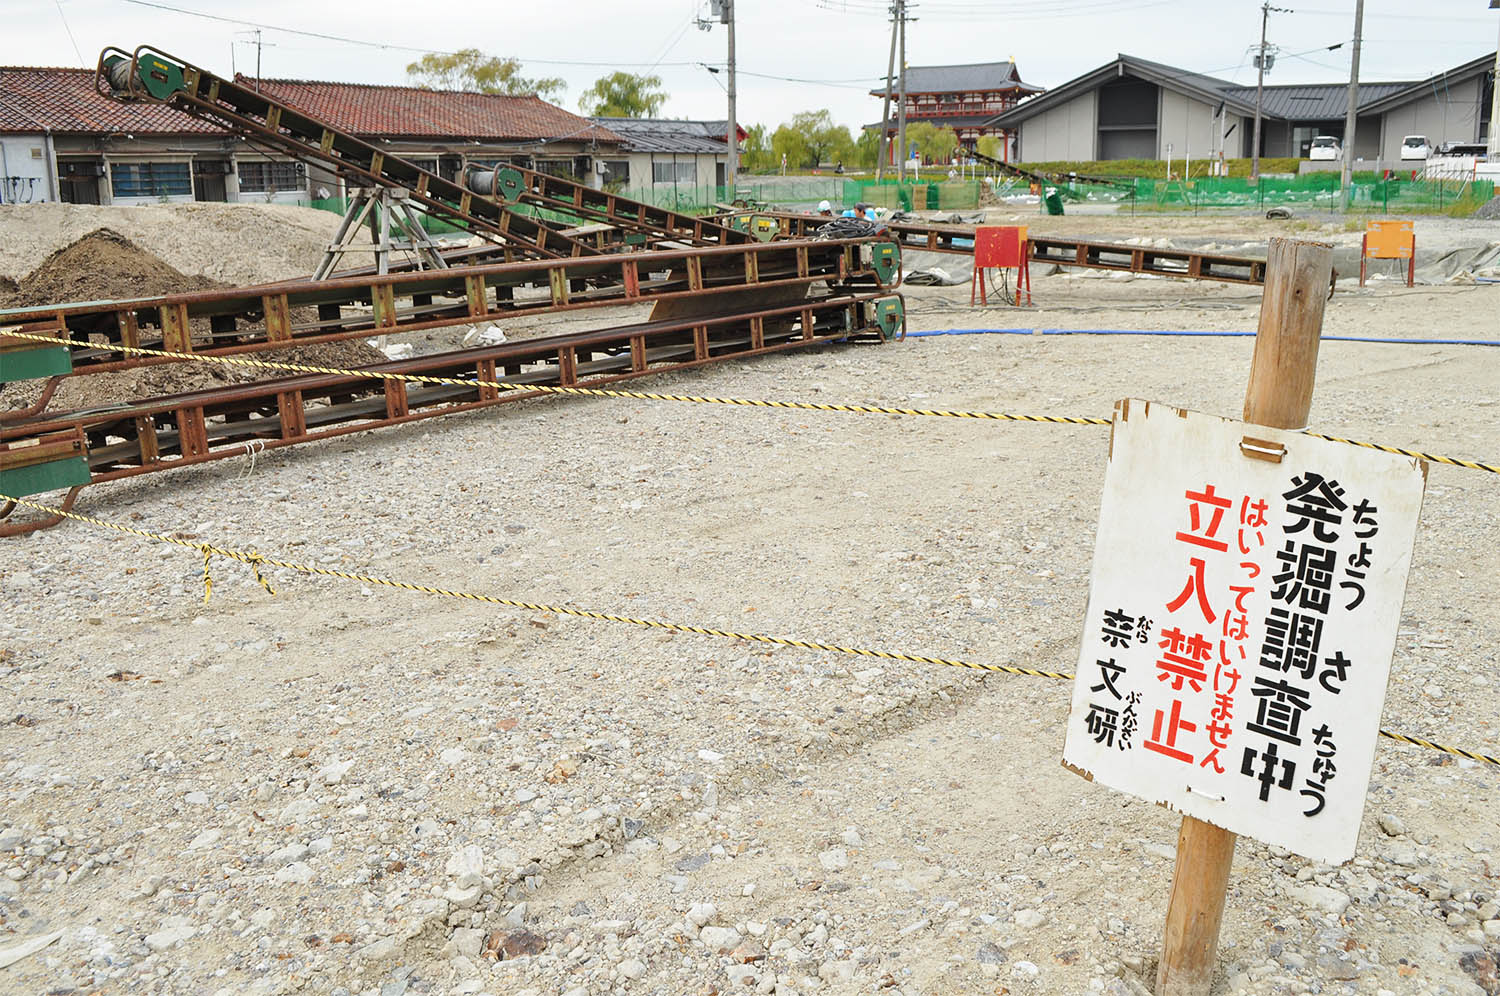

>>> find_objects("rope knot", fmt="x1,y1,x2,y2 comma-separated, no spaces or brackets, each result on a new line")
247,551,277,596
199,543,214,603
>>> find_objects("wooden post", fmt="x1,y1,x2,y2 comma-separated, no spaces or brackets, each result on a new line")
1156,237,1333,996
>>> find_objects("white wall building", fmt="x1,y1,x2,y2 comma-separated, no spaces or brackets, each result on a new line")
989,52,1496,165
0,67,626,206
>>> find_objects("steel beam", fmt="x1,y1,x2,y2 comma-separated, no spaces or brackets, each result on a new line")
713,209,1268,285
0,240,900,386
97,46,751,258
1,294,902,524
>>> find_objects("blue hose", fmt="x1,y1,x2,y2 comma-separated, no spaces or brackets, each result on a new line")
905,328,1034,337
906,328,1499,346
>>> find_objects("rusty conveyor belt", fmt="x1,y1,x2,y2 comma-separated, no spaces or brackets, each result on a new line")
711,209,1267,285
0,292,903,534
96,45,752,258
1,239,901,395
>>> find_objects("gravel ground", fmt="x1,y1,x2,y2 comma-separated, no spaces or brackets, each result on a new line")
2,214,1499,996
0,203,352,286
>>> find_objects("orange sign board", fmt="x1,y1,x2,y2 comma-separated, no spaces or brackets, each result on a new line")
1364,220,1414,260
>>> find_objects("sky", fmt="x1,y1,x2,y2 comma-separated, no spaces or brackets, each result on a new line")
2,0,1497,133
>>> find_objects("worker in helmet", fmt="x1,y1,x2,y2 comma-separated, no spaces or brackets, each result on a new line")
816,200,834,216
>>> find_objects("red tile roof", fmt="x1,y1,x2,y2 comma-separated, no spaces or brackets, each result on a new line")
247,77,624,145
0,66,218,134
0,66,624,148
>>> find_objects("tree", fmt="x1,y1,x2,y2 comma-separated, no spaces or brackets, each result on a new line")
770,124,811,172
905,122,959,164
742,124,774,172
406,49,565,100
578,73,668,118
976,135,1002,161
852,127,882,169
768,110,856,170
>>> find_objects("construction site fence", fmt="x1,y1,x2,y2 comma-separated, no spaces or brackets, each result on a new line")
1054,174,1498,215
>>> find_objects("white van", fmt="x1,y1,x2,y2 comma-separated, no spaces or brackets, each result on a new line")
1400,135,1431,161
1308,136,1342,161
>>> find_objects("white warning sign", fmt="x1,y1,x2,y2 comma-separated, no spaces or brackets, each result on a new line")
1064,399,1425,864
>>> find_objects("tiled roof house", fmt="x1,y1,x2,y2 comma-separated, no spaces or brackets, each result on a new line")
0,66,624,206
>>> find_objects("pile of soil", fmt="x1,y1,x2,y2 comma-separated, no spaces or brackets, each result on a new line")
0,202,336,285
2,228,223,310
1,229,385,414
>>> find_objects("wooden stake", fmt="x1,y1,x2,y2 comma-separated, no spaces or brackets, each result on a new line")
1156,237,1333,996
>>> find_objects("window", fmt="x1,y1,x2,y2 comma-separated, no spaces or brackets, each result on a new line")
651,161,696,184
237,161,302,193
109,162,191,198
535,159,577,179
601,160,630,184
404,157,438,175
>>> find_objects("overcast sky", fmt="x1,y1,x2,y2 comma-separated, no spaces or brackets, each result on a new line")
3,0,1497,133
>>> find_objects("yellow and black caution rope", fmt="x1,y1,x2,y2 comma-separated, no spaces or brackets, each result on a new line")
1302,431,1500,475
6,329,1497,472
0,330,1109,426
1,491,1494,768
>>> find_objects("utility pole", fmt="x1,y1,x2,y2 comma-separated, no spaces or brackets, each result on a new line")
1489,0,1500,157
1250,4,1291,178
1339,0,1365,209
253,28,262,93
725,0,737,197
897,0,908,181
1252,3,1269,179
876,0,899,182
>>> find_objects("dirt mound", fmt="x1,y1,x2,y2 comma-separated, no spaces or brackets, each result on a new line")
4,337,390,415
256,339,389,376
33,363,242,413
0,202,341,285
2,228,387,415
5,228,223,309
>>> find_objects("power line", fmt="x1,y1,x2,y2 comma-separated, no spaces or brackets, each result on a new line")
734,70,886,88
53,0,87,68
1282,51,1349,73
117,0,707,67
815,0,1180,19
1294,7,1494,21
645,15,700,73
120,0,886,93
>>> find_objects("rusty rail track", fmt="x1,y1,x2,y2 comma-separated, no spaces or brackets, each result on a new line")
712,209,1267,285
1026,235,1265,285
1,240,902,395
0,293,902,535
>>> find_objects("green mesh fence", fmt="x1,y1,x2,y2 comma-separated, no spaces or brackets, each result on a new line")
614,185,727,213
850,179,981,211
1127,175,1495,214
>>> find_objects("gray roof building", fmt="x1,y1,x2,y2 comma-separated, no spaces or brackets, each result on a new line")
590,118,743,155
870,61,1042,99
866,60,1043,162
986,51,1495,163
1217,82,1415,121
